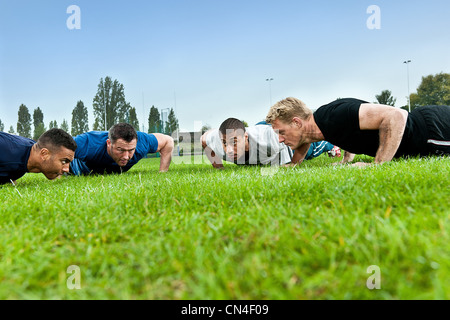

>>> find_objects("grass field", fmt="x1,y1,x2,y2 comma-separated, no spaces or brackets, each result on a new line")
0,153,449,299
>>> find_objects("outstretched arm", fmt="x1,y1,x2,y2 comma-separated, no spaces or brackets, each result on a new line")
359,104,408,164
286,143,311,167
153,133,174,172
201,131,224,169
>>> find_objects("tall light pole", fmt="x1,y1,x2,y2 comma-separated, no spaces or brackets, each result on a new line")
403,60,412,112
266,78,274,106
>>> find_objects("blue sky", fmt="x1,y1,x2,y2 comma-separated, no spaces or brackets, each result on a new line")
1,0,449,133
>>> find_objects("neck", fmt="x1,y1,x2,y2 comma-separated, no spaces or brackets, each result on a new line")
304,116,325,142
27,144,41,173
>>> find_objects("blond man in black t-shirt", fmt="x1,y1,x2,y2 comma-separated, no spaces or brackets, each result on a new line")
265,97,450,166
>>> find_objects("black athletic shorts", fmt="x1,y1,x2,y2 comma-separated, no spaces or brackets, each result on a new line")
414,105,450,155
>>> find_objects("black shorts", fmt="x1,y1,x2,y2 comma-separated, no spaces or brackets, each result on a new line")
414,105,450,155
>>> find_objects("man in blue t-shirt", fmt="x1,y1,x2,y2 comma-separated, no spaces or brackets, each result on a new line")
0,129,77,185
265,97,450,166
70,123,174,175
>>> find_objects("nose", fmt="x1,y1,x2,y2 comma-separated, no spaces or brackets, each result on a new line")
62,163,70,173
278,135,285,143
123,151,132,159
226,145,234,155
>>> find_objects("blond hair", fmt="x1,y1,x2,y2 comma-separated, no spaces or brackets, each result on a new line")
265,97,312,124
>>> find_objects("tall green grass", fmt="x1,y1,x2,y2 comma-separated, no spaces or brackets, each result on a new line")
0,154,449,299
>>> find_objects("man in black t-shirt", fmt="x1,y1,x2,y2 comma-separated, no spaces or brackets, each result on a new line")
0,129,77,185
265,97,450,166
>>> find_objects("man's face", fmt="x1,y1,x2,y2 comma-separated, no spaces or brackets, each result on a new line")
271,118,303,149
106,138,137,167
220,129,248,162
41,147,75,180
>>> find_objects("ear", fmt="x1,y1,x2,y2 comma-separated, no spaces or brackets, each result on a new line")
40,148,50,160
292,117,302,128
106,139,111,148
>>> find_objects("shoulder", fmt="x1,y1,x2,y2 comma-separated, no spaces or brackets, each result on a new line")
246,125,275,139
203,129,220,144
247,125,282,149
74,131,108,144
74,131,108,158
136,132,159,152
314,98,368,126
316,98,368,114
0,132,35,146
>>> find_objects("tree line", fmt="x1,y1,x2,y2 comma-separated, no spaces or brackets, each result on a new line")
374,72,449,109
1,72,448,138
0,76,179,140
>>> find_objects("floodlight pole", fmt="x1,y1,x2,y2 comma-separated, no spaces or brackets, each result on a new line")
403,60,412,112
266,78,274,106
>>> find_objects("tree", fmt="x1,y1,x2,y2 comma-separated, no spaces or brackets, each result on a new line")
415,73,450,107
93,76,130,130
71,100,89,136
148,105,161,133
166,108,179,135
0,119,4,131
375,90,396,106
8,125,15,134
402,72,450,111
49,120,58,129
33,107,46,140
61,119,69,132
241,120,249,127
17,104,32,138
128,107,139,131
93,118,101,131
34,123,46,140
201,124,211,134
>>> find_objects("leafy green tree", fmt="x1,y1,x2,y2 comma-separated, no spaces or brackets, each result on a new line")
93,77,130,130
375,90,396,106
93,118,101,131
402,73,450,111
148,105,161,133
71,100,89,136
33,107,46,140
8,125,15,134
201,124,211,134
166,108,179,135
34,123,46,140
49,120,58,129
128,106,139,131
0,119,4,131
241,120,249,127
61,119,69,132
17,104,32,138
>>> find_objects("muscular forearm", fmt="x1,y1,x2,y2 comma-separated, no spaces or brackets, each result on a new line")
374,116,406,164
359,104,408,165
158,137,174,172
290,143,311,165
159,151,172,172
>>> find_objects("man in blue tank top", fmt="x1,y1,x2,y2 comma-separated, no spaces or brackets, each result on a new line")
0,129,77,185
70,123,174,175
265,97,450,166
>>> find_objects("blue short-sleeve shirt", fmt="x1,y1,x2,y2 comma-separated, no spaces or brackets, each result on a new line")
70,131,158,175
